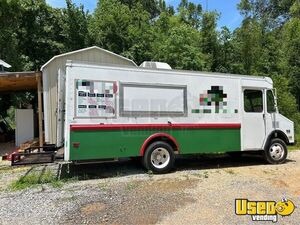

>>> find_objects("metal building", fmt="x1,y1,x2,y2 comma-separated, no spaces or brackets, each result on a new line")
41,46,137,146
0,59,11,72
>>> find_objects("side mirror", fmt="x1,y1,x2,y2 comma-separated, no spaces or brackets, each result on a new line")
272,88,278,112
273,88,277,100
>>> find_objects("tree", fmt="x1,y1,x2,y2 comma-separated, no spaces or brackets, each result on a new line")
122,3,154,64
120,0,161,18
201,11,219,71
89,0,131,54
178,0,202,29
152,23,210,70
61,0,89,52
0,0,23,71
16,0,64,70
235,0,300,129
280,1,300,106
215,26,234,73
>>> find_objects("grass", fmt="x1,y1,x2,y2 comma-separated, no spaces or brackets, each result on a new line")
0,166,30,174
125,182,139,191
203,171,209,178
288,146,299,151
113,171,123,177
191,173,202,178
98,183,108,191
8,169,78,191
192,171,210,178
9,170,57,191
287,131,300,150
224,169,236,175
51,180,64,188
147,170,153,178
288,132,300,151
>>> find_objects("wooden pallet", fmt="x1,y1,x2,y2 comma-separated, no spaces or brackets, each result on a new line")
19,139,39,153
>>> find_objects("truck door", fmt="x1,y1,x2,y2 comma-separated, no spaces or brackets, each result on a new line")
264,89,277,138
56,69,65,147
242,89,266,150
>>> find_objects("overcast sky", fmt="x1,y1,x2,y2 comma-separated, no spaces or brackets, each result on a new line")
46,0,242,30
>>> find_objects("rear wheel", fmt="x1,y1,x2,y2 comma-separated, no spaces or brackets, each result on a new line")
143,141,175,174
264,138,287,164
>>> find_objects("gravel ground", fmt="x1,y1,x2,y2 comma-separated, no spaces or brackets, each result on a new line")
0,151,299,225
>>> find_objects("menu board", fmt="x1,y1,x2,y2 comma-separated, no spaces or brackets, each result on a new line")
76,80,116,117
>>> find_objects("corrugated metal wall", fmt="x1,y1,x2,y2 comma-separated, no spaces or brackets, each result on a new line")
42,48,136,144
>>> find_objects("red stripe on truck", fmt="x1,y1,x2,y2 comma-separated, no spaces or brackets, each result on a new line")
70,123,241,131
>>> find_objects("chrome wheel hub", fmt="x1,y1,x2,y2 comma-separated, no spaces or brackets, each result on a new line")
150,147,170,169
269,143,284,160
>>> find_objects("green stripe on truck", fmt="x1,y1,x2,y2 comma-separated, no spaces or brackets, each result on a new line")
69,124,241,161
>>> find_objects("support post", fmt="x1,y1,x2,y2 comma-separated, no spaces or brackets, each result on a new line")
36,72,43,148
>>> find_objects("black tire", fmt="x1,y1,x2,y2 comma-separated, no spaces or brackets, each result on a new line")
264,138,288,164
143,141,175,174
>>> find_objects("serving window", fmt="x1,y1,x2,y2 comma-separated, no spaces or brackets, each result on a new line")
120,83,187,117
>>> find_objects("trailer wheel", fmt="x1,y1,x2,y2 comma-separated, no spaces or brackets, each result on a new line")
264,138,287,164
143,141,175,174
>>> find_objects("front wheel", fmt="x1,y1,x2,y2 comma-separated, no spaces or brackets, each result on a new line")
264,138,287,164
143,141,175,174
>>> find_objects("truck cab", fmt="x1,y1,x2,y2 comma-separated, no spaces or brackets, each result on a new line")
241,77,294,163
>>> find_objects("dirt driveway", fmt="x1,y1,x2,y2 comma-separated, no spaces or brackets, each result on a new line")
0,151,299,225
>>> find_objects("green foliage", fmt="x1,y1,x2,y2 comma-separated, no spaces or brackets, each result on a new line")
0,0,23,70
272,75,298,115
151,23,209,70
231,18,263,75
16,0,64,70
89,0,132,54
201,11,219,71
122,3,153,64
237,0,252,17
61,0,90,51
215,26,234,73
281,16,300,92
0,92,34,128
120,0,161,18
178,0,202,28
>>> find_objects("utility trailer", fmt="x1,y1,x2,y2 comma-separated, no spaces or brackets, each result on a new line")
64,61,294,173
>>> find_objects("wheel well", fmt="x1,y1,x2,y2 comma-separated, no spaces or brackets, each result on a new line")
140,133,179,156
265,130,289,149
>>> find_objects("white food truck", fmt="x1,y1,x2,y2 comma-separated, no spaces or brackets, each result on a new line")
63,61,294,173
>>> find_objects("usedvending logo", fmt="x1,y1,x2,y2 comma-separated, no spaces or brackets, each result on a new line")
235,198,295,222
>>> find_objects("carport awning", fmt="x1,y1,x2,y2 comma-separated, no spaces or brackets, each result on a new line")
0,71,44,147
0,71,40,92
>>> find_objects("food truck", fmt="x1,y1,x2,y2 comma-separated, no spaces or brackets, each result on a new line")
64,61,294,173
